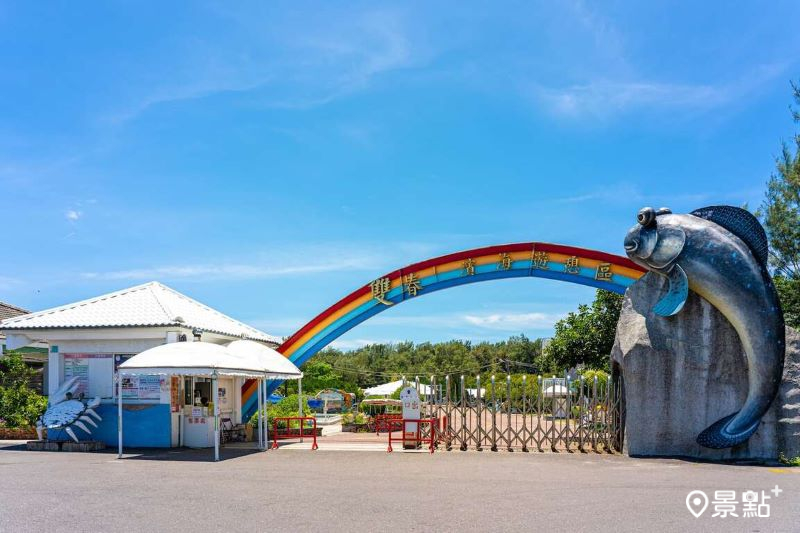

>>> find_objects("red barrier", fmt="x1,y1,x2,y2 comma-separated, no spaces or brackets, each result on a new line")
271,416,318,450
387,418,436,454
374,413,403,435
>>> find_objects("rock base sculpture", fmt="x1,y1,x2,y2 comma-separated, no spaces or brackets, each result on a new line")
611,273,800,460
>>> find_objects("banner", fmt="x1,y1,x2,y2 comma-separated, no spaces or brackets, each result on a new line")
63,354,89,395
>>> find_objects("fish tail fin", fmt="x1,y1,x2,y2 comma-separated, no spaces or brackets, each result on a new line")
696,412,760,449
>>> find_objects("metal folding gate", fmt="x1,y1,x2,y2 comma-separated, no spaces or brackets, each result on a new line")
406,374,623,452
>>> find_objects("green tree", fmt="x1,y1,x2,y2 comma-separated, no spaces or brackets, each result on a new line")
0,353,48,427
774,276,800,330
544,290,623,371
760,80,800,329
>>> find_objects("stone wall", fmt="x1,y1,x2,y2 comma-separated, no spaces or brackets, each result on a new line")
611,273,800,460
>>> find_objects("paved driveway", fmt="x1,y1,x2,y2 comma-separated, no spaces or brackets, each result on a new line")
0,440,797,532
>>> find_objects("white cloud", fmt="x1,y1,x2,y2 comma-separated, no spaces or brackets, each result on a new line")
330,338,404,350
529,63,786,119
551,182,762,206
0,275,22,291
532,80,725,118
65,209,82,221
106,7,423,123
462,312,564,331
80,241,436,282
82,258,374,282
368,311,565,332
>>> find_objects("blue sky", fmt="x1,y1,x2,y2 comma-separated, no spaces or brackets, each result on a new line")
1,1,799,349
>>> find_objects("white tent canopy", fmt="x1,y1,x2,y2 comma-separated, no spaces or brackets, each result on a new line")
542,384,569,397
117,341,302,461
363,379,403,397
226,340,303,379
363,379,434,397
118,342,267,377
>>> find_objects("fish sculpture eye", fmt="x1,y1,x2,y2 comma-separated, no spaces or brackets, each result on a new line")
637,207,656,227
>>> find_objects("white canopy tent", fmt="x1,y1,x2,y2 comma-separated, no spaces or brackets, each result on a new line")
363,379,434,398
117,341,302,461
363,379,404,397
542,384,569,397
226,340,303,451
226,340,303,379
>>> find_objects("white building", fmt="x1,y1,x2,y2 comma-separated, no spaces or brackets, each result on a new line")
0,282,280,447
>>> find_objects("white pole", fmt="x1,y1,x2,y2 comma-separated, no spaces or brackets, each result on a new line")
179,375,184,447
117,372,123,458
263,379,269,451
257,378,263,450
298,378,303,443
213,373,219,462
298,378,303,416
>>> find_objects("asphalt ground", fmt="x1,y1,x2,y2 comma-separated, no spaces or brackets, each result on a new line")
0,440,798,533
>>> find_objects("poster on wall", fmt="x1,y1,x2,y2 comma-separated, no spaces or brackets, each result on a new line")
63,354,89,395
218,387,227,407
114,354,133,371
114,354,162,400
63,354,114,397
121,376,139,399
171,377,180,412
138,375,161,400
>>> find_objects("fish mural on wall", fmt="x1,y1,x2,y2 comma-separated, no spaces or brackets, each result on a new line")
623,205,785,449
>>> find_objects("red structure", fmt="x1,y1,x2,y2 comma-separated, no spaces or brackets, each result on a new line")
271,416,318,450
374,413,403,435
387,418,437,453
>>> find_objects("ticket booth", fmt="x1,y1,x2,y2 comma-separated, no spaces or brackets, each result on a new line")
118,340,303,461
180,376,238,448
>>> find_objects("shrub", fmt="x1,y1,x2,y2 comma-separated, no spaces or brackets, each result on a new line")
0,353,48,428
249,394,312,430
779,452,800,467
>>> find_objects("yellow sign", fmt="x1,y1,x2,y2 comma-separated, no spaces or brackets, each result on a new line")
369,277,394,305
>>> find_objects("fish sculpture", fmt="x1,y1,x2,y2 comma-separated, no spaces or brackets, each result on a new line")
623,205,785,449
36,376,103,443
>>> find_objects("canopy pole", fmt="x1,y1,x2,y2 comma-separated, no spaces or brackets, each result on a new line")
257,378,263,450
213,373,219,462
298,378,303,443
262,379,269,451
179,375,185,447
117,372,123,458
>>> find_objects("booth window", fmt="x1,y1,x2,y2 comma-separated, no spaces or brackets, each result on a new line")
182,377,212,406
184,377,192,405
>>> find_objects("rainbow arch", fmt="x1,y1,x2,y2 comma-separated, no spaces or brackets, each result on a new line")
241,242,646,418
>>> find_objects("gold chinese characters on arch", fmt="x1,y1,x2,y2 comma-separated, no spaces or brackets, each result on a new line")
403,273,422,297
564,256,580,274
595,262,612,281
369,277,393,305
462,258,476,276
532,251,549,270
497,253,512,270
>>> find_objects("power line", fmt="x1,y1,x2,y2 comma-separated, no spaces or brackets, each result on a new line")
327,358,541,380
328,361,498,379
